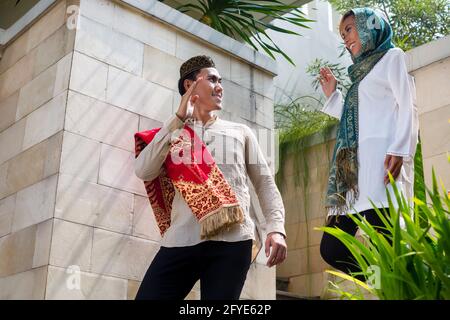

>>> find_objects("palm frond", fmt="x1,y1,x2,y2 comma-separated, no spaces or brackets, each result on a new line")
176,0,313,65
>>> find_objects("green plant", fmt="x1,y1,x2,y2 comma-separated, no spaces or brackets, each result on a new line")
414,136,427,227
275,58,347,150
318,169,450,300
306,58,351,95
274,96,337,189
274,58,345,190
171,0,312,65
275,96,337,144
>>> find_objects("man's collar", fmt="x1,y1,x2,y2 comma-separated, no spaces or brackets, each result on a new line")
186,114,218,128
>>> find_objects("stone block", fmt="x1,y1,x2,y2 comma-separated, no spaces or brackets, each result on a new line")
22,91,66,150
308,217,325,247
33,24,76,77
46,265,127,299
49,219,93,272
55,173,133,234
309,245,328,274
80,0,115,27
143,45,182,91
16,53,71,120
253,68,275,100
0,195,15,237
255,96,274,129
32,218,53,268
276,247,308,278
419,104,450,158
113,3,176,55
65,90,139,152
285,222,308,250
0,30,30,75
70,51,108,100
0,266,47,299
0,118,26,165
0,92,19,132
60,131,101,184
27,0,67,51
423,152,450,188
91,228,159,280
241,262,276,299
132,195,161,241
75,16,144,75
175,32,231,80
138,116,162,132
0,224,37,277
106,66,173,122
230,59,251,90
98,142,147,196
0,52,34,102
127,279,140,300
288,272,325,298
414,57,450,114
2,132,62,199
12,175,57,232
221,79,252,120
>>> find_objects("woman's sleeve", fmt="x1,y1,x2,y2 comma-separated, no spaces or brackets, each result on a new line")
321,89,344,119
386,49,418,159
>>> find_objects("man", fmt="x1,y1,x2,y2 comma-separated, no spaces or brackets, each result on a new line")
134,55,287,300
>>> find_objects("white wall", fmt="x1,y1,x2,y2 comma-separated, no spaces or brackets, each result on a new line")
265,0,352,105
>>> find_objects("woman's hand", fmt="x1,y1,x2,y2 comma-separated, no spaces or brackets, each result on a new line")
176,77,203,121
319,67,337,99
384,154,403,185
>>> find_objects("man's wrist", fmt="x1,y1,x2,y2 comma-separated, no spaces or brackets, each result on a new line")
268,231,286,239
175,112,185,121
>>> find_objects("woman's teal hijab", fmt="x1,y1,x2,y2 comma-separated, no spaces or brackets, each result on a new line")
326,8,395,215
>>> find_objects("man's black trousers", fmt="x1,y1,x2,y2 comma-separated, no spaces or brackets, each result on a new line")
135,239,253,300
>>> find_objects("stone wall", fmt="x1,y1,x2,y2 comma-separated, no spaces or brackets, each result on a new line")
276,135,335,298
0,0,73,299
0,0,278,299
407,35,450,188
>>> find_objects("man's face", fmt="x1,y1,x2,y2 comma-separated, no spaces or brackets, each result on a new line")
185,67,223,112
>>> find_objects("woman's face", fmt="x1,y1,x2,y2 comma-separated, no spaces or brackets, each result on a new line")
340,15,362,56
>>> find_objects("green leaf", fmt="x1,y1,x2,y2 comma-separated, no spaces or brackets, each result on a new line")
174,0,312,65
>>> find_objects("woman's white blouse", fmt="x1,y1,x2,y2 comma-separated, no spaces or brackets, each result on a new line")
322,48,419,214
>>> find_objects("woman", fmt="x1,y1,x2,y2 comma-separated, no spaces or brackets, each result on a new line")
318,8,418,278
